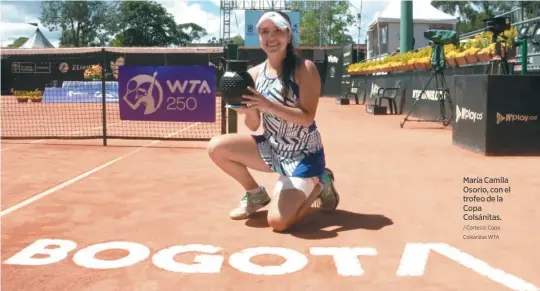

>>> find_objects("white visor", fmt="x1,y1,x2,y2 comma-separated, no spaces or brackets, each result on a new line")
256,11,291,32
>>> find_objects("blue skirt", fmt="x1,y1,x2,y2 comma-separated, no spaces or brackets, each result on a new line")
252,134,326,180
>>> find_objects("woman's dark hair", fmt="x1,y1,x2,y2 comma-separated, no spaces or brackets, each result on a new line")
274,11,300,100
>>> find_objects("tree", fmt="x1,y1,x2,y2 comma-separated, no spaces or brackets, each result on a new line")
293,1,355,46
7,37,29,48
111,1,207,47
178,23,208,44
231,35,244,45
518,1,540,19
39,1,119,47
431,1,514,34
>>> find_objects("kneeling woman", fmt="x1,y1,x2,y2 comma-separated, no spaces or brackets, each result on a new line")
208,11,339,232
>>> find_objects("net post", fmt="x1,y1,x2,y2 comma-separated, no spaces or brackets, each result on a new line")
101,48,108,146
227,43,238,134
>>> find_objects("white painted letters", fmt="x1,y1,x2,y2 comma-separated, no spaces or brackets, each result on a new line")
72,241,150,269
3,238,539,291
152,244,223,273
310,247,377,276
228,247,308,275
397,243,539,291
4,239,77,266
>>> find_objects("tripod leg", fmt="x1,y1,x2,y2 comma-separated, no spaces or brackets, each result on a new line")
400,72,436,128
439,73,453,126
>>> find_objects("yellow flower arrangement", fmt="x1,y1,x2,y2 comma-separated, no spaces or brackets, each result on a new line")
84,65,103,80
349,26,518,75
12,88,42,102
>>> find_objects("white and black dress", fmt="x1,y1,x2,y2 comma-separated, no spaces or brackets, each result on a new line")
252,61,326,180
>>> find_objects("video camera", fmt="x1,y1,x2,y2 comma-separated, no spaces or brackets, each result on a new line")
422,30,458,71
424,29,459,46
483,17,511,35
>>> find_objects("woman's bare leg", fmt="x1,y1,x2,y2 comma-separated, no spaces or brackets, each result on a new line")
266,177,321,232
208,133,274,219
207,133,272,190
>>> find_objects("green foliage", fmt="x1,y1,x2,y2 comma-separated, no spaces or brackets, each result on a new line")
431,1,516,35
40,0,207,47
231,35,245,45
292,1,355,45
112,1,208,47
7,37,28,48
39,1,119,47
207,35,244,45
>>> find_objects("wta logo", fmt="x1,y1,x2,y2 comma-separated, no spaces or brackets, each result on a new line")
122,72,164,115
496,112,538,124
122,71,212,116
456,105,483,123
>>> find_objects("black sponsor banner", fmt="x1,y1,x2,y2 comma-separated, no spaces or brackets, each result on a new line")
482,75,540,155
341,43,354,96
312,49,326,95
1,51,223,93
3,53,101,92
452,75,489,153
323,47,343,97
453,74,540,156
351,66,487,118
1,47,331,95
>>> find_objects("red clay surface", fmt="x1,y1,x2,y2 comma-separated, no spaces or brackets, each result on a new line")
2,98,539,291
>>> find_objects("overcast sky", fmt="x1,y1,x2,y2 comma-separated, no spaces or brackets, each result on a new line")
0,0,390,47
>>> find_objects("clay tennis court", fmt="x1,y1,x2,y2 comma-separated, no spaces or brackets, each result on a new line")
2,97,539,291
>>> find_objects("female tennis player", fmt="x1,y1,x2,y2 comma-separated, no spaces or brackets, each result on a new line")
208,10,339,232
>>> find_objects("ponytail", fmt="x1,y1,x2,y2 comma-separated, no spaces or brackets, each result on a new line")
275,11,298,102
280,42,296,100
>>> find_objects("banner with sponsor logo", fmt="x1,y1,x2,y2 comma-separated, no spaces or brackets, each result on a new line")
42,82,119,103
244,11,300,47
118,66,216,122
323,47,343,97
453,74,540,155
341,43,355,96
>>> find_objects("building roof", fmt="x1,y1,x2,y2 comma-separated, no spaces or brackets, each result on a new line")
19,28,55,49
368,0,458,29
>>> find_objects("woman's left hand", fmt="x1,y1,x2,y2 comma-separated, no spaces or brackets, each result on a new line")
242,87,273,110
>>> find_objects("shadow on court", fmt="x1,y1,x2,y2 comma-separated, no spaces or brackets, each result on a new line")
245,209,394,240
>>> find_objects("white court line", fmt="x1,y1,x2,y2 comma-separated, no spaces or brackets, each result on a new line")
0,121,205,217
0,121,125,152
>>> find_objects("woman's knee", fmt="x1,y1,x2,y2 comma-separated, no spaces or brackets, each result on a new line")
266,190,308,232
266,177,320,232
267,215,293,232
207,135,227,160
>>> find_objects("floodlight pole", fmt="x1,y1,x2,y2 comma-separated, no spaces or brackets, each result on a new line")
400,0,413,53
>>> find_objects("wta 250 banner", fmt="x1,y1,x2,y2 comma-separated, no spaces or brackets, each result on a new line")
118,66,216,122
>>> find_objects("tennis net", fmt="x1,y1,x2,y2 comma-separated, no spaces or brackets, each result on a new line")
1,47,228,142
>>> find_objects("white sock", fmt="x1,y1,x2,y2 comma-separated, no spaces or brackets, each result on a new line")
247,186,262,194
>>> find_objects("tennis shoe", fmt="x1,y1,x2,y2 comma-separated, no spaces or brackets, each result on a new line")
316,168,340,212
229,187,271,220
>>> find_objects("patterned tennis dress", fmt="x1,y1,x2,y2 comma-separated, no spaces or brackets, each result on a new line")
252,61,326,180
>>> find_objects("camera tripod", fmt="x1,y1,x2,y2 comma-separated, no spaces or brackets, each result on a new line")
400,45,454,128
486,34,510,75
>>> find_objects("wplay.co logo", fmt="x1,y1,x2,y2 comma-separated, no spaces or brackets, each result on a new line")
456,105,483,123
496,112,538,124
